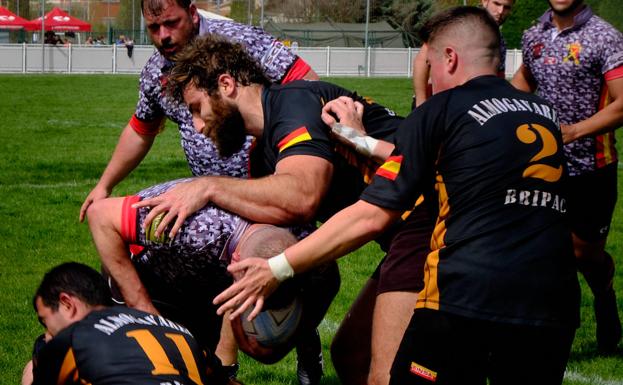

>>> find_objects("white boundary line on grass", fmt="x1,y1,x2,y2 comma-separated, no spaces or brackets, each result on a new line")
0,181,82,189
565,370,623,385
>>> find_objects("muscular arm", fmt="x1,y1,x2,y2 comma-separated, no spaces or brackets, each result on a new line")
79,124,156,221
215,200,400,319
510,64,537,93
562,77,623,143
413,44,431,107
135,154,333,238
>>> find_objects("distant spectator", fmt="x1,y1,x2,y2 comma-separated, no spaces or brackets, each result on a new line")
85,36,94,45
125,37,134,58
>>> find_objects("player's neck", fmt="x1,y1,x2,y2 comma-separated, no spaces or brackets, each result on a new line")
237,84,265,137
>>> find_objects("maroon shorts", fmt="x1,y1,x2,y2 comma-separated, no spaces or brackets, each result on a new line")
373,203,435,294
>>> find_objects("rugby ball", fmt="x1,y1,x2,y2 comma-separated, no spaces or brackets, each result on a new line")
239,295,303,348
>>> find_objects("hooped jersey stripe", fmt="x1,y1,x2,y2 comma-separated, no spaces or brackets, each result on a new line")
278,126,312,152
376,155,403,181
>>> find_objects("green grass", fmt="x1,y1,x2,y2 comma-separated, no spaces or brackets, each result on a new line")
0,74,621,385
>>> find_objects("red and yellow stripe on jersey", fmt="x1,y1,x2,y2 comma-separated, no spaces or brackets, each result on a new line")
596,66,623,168
278,126,312,153
376,155,403,181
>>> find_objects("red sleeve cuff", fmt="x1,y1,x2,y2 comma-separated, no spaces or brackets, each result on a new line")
604,66,623,81
129,114,165,136
121,195,141,244
280,57,312,84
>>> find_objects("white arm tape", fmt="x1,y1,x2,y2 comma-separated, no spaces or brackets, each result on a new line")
268,253,295,282
331,123,379,157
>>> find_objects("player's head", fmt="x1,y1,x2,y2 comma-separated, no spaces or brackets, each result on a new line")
481,0,514,25
167,35,270,156
420,6,500,94
234,224,300,307
236,224,298,262
33,262,112,336
547,0,584,17
142,0,199,60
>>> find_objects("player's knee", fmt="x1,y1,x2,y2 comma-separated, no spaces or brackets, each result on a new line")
86,199,116,229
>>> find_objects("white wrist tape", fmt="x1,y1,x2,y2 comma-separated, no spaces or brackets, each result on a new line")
268,253,295,282
331,123,379,157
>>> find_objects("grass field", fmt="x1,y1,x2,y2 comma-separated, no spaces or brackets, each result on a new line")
0,74,621,385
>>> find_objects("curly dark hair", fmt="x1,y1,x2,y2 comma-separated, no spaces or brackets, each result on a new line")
166,34,270,101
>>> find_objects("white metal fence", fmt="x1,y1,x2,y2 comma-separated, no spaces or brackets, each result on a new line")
0,43,523,77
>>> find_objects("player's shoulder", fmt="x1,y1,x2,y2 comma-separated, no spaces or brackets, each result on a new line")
139,51,165,87
586,15,623,41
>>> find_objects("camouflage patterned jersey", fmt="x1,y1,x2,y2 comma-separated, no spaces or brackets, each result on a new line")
521,6,623,176
131,14,301,178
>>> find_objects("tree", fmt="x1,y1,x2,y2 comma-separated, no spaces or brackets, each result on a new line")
116,0,142,38
597,0,623,32
383,0,433,46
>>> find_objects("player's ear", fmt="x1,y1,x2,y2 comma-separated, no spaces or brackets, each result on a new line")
444,47,458,74
217,74,237,98
189,3,199,26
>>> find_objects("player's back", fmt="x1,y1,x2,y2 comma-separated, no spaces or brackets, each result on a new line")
34,306,208,385
255,80,403,222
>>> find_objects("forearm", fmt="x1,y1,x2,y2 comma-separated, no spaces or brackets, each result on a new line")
206,172,328,224
564,102,623,143
413,45,430,107
284,200,399,273
510,64,536,93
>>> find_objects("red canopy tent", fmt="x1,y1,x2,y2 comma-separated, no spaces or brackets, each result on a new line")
31,7,91,32
0,6,38,30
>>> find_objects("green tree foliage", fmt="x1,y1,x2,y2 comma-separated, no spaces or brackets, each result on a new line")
500,0,549,48
596,0,623,32
115,0,142,38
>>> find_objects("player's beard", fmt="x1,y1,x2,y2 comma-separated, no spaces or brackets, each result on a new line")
205,95,247,158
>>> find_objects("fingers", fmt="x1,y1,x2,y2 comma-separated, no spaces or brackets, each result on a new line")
354,101,365,117
79,199,92,223
321,104,337,126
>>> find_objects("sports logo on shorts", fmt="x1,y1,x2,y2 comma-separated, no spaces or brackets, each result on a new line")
409,361,437,382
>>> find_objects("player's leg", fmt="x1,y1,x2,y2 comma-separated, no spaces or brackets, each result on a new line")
296,261,341,385
567,163,620,353
86,196,158,313
369,291,418,385
331,278,377,385
370,205,433,385
215,315,240,380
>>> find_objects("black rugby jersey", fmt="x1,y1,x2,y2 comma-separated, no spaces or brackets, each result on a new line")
362,75,580,327
252,80,403,222
33,306,208,385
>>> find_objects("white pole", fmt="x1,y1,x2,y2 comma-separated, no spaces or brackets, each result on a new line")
132,0,135,38
364,0,370,75
260,0,264,29
41,0,45,73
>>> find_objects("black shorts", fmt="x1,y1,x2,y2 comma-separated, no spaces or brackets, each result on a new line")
565,163,618,242
372,203,435,294
390,309,575,385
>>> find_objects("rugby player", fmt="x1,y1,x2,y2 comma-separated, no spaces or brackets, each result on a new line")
412,0,514,107
27,262,222,385
131,35,435,385
78,0,318,377
512,0,623,354
87,178,339,384
216,7,580,384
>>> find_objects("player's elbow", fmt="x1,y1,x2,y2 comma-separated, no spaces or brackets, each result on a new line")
282,198,321,223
